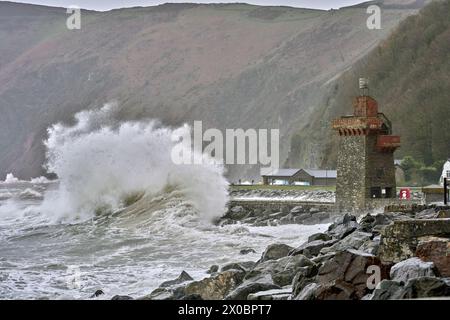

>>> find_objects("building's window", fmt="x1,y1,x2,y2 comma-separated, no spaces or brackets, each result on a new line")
370,187,382,198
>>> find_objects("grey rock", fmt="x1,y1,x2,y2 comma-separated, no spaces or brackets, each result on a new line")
240,248,256,255
309,207,320,214
140,285,186,300
311,252,336,265
308,233,332,242
269,211,285,219
358,236,380,255
316,249,387,299
221,261,255,272
227,206,247,220
401,277,450,299
359,214,376,232
293,213,311,223
369,280,405,300
290,239,338,257
181,294,203,300
111,295,134,300
390,258,436,283
225,281,281,300
184,270,245,300
321,231,372,255
247,288,291,300
160,271,193,288
294,283,320,300
247,255,315,287
378,219,450,263
90,290,104,298
207,265,219,274
415,208,439,219
327,215,359,240
371,277,450,300
290,206,304,214
259,243,294,262
292,265,320,297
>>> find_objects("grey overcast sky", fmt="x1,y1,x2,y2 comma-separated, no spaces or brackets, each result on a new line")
1,1,365,11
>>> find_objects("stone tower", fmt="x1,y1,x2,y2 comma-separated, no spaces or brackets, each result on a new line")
332,80,400,211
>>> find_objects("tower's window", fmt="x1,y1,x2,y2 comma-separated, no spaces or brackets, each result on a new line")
376,168,384,178
385,187,394,198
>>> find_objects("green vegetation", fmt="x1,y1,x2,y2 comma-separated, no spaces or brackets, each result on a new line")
399,156,444,186
290,0,450,171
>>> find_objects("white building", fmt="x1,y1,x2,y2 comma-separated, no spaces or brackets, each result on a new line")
439,159,450,185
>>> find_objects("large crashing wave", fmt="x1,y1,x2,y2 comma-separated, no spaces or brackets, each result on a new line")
40,103,229,223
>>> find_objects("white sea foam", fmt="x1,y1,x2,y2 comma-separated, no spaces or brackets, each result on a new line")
38,103,229,223
30,176,52,184
2,173,21,184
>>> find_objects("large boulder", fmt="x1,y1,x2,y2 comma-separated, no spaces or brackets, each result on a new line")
220,261,256,273
315,249,389,299
184,270,245,300
291,265,320,298
225,281,281,300
294,283,321,300
227,206,247,220
389,258,436,283
320,231,372,255
370,277,450,300
247,288,291,300
308,233,332,242
401,277,450,299
358,236,381,255
327,214,359,240
368,280,405,300
160,271,193,288
378,219,450,263
246,255,315,287
259,243,294,262
290,239,338,258
140,285,186,300
415,237,450,277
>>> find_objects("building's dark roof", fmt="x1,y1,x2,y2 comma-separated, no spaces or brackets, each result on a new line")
261,168,336,178
260,168,301,177
303,169,337,179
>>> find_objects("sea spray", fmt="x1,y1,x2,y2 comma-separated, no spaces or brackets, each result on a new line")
40,103,229,223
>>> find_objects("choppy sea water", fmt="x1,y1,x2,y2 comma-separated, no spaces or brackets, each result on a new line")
0,181,328,300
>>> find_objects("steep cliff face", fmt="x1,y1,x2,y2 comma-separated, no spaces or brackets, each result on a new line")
288,0,450,170
0,1,426,179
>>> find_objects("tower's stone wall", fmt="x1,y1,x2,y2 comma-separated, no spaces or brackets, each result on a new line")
336,135,366,211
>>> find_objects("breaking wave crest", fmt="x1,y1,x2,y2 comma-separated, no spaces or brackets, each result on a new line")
38,103,229,223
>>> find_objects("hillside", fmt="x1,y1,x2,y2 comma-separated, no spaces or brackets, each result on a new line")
288,0,450,170
0,1,428,180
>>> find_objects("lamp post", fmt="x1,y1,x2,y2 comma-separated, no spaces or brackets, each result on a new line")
445,178,448,205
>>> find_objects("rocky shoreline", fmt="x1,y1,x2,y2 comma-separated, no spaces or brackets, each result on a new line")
108,204,449,301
